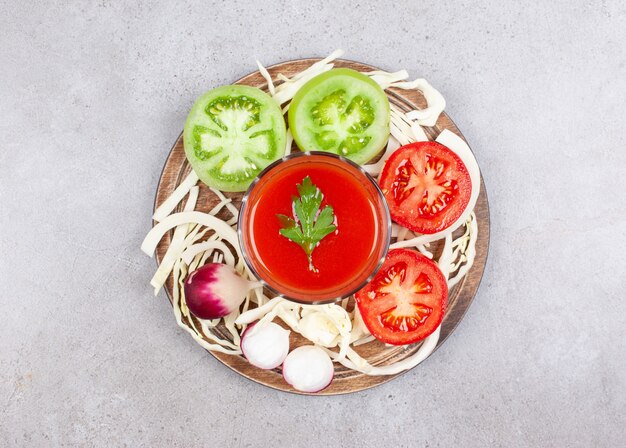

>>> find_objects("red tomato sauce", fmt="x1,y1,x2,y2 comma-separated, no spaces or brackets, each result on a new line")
243,157,381,301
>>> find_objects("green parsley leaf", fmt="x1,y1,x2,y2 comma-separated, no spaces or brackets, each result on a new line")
276,176,337,271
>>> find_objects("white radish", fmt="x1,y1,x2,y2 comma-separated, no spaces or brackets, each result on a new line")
282,346,334,393
240,323,290,370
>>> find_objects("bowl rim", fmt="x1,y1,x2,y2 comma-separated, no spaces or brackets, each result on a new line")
237,151,392,305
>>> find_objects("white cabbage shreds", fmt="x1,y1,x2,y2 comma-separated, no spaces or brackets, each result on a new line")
365,69,409,89
271,49,344,105
235,297,286,325
446,212,478,289
390,105,429,142
392,78,446,127
285,129,293,155
141,211,241,259
181,241,236,266
150,186,199,294
323,326,441,376
152,171,199,222
256,59,275,95
368,71,446,127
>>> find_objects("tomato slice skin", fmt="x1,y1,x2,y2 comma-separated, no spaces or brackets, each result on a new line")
355,249,447,345
379,141,472,234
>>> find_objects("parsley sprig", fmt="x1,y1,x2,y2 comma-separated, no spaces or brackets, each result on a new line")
276,176,337,272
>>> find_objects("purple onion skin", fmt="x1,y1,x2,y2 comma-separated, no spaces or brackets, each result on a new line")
184,264,230,319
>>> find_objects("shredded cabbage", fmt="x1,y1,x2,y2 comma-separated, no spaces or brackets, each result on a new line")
150,186,199,294
141,211,241,258
152,171,199,222
447,212,478,288
391,105,429,142
365,69,409,89
391,78,446,127
285,129,293,156
181,240,235,266
271,49,344,105
209,187,239,225
256,59,275,95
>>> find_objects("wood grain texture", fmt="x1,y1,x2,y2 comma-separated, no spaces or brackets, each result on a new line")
153,59,490,395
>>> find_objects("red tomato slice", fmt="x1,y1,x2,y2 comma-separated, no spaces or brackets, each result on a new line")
355,249,447,345
379,141,472,234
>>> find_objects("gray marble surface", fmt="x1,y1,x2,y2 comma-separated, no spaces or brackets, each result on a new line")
1,1,625,446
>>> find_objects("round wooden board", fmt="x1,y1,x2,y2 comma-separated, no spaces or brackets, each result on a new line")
154,58,490,395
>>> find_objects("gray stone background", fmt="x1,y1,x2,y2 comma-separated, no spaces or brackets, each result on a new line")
1,1,625,446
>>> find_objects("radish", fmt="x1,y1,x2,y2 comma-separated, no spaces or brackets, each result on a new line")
240,323,290,370
184,263,261,320
282,346,334,393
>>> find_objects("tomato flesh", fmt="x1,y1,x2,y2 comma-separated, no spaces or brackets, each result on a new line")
288,68,390,164
380,141,472,234
355,249,447,345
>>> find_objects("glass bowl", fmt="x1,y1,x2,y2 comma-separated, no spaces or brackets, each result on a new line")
238,151,391,304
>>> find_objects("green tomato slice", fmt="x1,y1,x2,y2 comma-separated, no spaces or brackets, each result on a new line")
184,85,286,192
288,68,390,165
